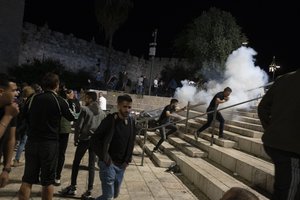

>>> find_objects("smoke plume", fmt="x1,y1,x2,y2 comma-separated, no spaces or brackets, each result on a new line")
175,46,269,109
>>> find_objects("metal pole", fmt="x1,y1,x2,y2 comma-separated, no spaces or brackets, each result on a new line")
148,29,157,96
185,101,190,134
141,119,149,166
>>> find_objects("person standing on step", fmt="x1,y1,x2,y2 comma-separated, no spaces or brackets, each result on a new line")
152,98,186,153
258,69,300,200
194,87,232,141
60,91,106,199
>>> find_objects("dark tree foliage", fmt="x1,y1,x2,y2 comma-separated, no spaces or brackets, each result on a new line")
8,59,91,90
174,7,247,78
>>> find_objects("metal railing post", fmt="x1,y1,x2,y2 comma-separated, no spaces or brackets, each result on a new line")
210,107,217,146
141,119,148,166
185,101,190,134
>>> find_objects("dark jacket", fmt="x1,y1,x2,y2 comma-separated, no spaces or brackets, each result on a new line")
74,101,106,141
90,113,136,164
258,69,300,155
25,91,76,141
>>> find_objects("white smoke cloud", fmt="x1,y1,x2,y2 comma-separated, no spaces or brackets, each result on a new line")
174,46,269,109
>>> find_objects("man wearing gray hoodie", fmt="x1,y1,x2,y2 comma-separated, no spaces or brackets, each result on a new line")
60,91,106,199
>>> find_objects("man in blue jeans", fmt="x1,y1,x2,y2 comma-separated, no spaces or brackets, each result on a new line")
89,94,136,200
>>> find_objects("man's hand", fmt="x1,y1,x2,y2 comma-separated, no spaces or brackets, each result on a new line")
224,96,229,101
5,103,19,117
0,171,9,188
103,154,112,166
121,162,129,169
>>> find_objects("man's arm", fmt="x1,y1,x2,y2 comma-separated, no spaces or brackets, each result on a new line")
0,126,16,188
216,97,228,105
0,103,19,138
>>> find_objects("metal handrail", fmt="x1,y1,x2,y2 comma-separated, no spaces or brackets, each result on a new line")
139,96,263,165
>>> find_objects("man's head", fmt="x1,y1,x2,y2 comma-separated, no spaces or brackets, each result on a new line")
84,91,97,105
117,94,132,119
170,98,179,109
66,89,75,100
220,187,259,200
99,92,103,97
0,73,18,106
41,72,60,92
224,87,232,97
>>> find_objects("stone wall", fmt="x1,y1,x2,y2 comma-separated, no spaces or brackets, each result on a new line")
0,0,25,72
19,23,189,83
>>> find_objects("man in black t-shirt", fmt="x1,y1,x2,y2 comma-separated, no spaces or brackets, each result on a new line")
0,73,19,188
153,98,186,152
195,87,232,140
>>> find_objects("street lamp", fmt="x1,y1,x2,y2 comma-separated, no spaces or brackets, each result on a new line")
269,56,280,81
148,29,158,95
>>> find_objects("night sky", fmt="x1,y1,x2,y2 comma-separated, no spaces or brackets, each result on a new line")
23,0,299,75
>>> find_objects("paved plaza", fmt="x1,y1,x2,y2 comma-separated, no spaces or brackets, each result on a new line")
0,134,200,200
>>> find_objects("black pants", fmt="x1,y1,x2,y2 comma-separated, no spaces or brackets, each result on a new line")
197,111,224,137
153,123,177,151
71,140,96,190
55,133,69,180
264,145,300,200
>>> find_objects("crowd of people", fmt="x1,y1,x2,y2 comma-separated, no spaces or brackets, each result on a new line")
1,68,299,200
0,72,136,200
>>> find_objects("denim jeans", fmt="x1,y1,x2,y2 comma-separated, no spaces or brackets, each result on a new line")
15,134,28,161
96,161,125,200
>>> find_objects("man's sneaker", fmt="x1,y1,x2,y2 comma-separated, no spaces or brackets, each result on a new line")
194,131,199,141
218,136,224,140
54,179,61,186
81,190,92,199
60,185,77,196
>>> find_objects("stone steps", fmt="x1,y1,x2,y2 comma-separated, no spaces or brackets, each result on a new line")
145,132,269,200
227,119,263,132
190,118,262,138
176,133,274,194
179,122,270,162
136,135,175,168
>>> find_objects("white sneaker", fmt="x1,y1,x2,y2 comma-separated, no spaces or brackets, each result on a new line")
54,179,61,186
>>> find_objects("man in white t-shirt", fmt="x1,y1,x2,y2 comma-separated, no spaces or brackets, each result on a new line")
98,92,107,111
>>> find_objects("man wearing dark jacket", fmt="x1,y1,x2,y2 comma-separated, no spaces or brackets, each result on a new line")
18,73,77,200
258,69,300,200
90,94,136,200
60,91,105,199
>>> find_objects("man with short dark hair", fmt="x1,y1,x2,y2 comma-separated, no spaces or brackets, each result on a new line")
90,94,136,200
0,73,19,138
18,72,77,200
194,87,232,140
153,98,185,152
0,73,19,188
60,91,106,199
